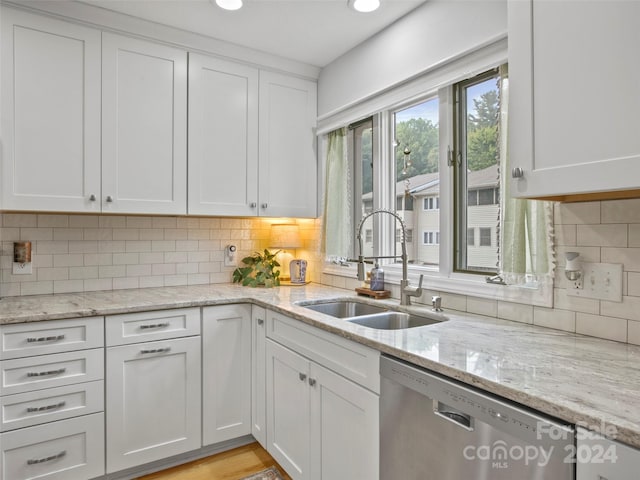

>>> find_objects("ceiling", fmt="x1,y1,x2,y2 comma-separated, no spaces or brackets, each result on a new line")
75,0,427,67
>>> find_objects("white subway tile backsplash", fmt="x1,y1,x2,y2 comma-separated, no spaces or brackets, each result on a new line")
601,296,640,321
576,224,628,247
467,297,498,317
139,276,164,288
53,228,83,241
497,301,533,324
83,228,113,241
53,279,84,294
533,307,576,333
628,272,640,297
37,215,68,228
113,277,140,290
20,281,54,296
576,313,627,343
69,241,99,254
53,254,84,268
69,215,99,228
99,216,126,228
139,229,165,240
69,266,99,280
20,228,53,241
99,265,126,278
554,202,600,225
126,264,152,277
113,253,139,265
602,248,640,272
3,213,37,227
84,278,113,292
601,199,640,223
139,252,165,265
628,225,640,247
126,216,153,229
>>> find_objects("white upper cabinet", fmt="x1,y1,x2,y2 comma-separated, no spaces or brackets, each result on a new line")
188,54,259,216
1,9,101,212
102,33,187,214
508,0,640,200
259,72,318,218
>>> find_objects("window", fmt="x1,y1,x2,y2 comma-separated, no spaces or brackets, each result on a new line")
467,228,475,247
454,69,501,274
479,227,492,247
365,229,373,243
423,196,439,211
393,97,440,267
423,231,439,245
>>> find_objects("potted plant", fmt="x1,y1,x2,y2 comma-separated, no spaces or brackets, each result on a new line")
232,249,281,287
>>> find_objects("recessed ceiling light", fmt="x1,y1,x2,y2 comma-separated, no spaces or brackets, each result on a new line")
215,0,243,11
348,0,380,13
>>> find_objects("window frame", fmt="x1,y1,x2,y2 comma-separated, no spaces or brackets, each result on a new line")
453,68,501,276
319,40,552,308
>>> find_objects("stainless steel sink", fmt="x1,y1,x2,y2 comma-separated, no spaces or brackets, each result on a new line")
347,311,442,330
301,300,388,318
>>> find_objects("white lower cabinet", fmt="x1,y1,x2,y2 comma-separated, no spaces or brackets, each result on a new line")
265,312,379,480
251,306,267,447
106,335,201,473
0,316,106,480
0,413,104,480
202,305,251,445
577,427,640,479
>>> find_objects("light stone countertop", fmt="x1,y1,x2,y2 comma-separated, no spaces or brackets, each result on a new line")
1,283,639,449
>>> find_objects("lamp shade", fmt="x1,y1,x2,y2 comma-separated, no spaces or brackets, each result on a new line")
270,224,302,249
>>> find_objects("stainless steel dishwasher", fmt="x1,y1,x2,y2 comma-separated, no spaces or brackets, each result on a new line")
380,355,575,479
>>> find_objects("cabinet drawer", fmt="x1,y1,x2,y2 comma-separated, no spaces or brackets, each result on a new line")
0,348,104,396
0,412,104,480
0,317,104,360
266,310,380,393
105,307,200,346
0,380,103,432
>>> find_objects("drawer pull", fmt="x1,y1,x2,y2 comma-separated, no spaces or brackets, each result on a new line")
26,368,67,378
139,323,170,330
140,347,171,355
26,335,65,343
26,401,66,413
27,450,66,465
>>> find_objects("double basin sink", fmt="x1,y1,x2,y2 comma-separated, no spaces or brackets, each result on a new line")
297,299,446,330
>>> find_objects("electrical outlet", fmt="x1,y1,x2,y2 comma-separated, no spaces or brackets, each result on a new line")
224,245,237,267
566,262,622,302
12,262,32,275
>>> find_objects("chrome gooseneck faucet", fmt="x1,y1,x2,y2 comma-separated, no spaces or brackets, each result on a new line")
353,209,423,306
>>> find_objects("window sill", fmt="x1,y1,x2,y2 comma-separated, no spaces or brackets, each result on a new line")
322,263,553,308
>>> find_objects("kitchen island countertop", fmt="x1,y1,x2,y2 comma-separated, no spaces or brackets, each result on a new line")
1,282,638,449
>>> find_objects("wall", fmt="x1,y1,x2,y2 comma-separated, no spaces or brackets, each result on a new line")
317,0,507,118
322,198,640,346
0,213,322,297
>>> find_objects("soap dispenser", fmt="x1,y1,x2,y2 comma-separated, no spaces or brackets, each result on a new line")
370,260,385,291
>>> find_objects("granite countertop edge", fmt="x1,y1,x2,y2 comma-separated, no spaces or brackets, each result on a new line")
0,283,638,450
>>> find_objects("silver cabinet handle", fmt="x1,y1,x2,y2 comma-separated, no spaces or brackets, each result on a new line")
261,203,268,209
299,372,307,381
257,319,264,326
27,401,66,413
308,378,317,387
106,195,113,202
140,347,171,354
27,335,65,343
250,202,257,208
27,451,66,465
89,194,96,201
511,167,525,178
139,323,169,330
27,368,66,377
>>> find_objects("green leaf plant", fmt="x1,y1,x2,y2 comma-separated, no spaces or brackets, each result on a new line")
232,249,281,287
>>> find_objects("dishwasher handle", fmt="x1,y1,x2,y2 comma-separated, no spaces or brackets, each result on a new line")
433,400,474,432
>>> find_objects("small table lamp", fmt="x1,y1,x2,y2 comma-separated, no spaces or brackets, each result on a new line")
269,224,302,281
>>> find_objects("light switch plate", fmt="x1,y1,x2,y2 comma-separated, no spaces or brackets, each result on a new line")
566,262,622,302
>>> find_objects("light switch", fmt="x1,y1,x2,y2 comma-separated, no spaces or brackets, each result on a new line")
566,262,622,302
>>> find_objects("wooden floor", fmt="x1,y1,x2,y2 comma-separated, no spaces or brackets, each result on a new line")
137,443,292,480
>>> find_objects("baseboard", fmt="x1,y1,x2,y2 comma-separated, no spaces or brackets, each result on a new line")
99,435,255,480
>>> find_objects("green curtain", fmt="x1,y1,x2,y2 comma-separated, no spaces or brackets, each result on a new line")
500,65,556,285
321,128,352,259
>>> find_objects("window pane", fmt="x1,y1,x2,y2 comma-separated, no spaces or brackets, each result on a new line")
456,72,500,273
353,120,374,258
480,227,492,247
394,97,439,268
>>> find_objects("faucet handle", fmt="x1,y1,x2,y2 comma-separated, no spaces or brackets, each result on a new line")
417,274,424,289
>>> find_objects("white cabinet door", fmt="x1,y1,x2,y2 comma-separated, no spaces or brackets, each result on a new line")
106,336,201,473
310,363,379,480
188,54,259,216
259,72,318,218
102,32,187,214
0,8,101,212
0,413,104,480
251,306,267,447
266,339,311,480
202,305,251,445
576,427,640,480
509,0,640,199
